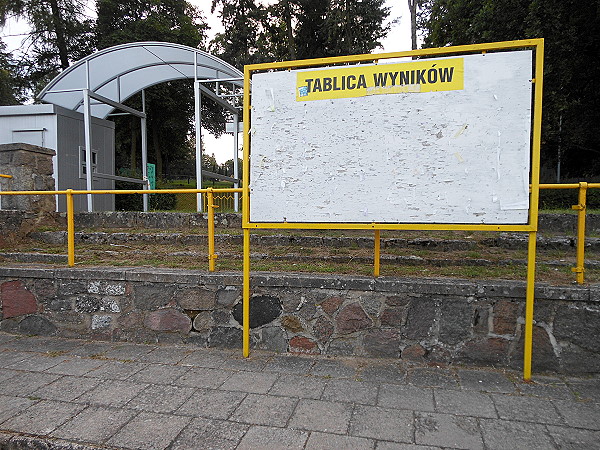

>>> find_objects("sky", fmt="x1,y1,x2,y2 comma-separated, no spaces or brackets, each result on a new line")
0,0,411,164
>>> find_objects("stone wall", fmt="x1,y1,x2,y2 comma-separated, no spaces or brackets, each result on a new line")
1,267,598,375
0,143,56,212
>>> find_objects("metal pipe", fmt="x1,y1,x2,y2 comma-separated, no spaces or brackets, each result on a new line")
572,182,588,284
243,227,251,357
141,90,148,212
194,81,203,212
233,113,240,213
374,229,380,277
207,189,217,271
66,189,75,267
523,230,538,381
83,89,93,212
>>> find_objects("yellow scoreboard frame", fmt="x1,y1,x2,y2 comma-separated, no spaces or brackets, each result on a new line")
242,39,544,380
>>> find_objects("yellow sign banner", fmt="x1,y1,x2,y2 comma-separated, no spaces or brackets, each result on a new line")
296,58,464,101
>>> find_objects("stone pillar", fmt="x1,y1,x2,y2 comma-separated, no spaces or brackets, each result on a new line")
0,143,56,212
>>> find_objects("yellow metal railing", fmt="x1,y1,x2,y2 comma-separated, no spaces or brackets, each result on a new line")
538,182,600,284
0,174,12,178
0,187,242,270
202,192,240,212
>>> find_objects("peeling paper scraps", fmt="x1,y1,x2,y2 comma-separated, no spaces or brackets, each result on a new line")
267,88,275,112
454,152,464,163
453,124,468,137
366,84,421,95
500,200,528,210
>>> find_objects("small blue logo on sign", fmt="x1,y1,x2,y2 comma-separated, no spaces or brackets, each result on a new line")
298,86,309,97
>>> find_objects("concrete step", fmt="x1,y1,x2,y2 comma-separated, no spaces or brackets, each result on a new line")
27,230,600,252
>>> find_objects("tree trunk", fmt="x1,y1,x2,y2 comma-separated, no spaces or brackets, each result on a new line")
48,0,70,69
152,126,162,176
408,0,417,50
282,0,296,60
130,118,138,172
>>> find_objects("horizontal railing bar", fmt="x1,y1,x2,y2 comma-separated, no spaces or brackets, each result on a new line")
0,188,244,195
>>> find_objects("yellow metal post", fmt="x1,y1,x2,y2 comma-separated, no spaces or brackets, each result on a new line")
523,230,537,381
374,229,381,277
207,188,218,272
66,189,75,267
243,228,251,357
572,182,588,284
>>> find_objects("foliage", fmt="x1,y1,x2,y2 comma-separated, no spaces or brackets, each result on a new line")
0,0,94,97
0,40,25,104
210,0,391,68
418,0,600,181
96,0,226,177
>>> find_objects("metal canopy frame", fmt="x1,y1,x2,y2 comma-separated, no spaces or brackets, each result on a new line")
38,41,243,212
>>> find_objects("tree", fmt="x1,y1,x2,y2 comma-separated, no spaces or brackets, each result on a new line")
0,0,94,96
0,40,25,105
96,0,225,177
418,0,600,180
211,0,391,67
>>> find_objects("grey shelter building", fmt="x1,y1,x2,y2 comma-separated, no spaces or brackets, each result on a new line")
0,104,115,211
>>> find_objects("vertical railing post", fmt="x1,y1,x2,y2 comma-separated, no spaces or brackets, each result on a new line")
374,229,381,277
207,189,217,272
66,189,75,267
243,227,250,357
572,182,588,284
523,230,538,381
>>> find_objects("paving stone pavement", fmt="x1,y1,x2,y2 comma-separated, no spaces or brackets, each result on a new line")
0,332,599,450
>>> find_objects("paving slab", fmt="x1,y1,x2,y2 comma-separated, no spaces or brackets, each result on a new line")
546,424,600,449
457,369,517,393
567,377,600,402
350,405,414,443
76,379,149,407
288,398,353,434
310,358,358,379
173,366,232,389
552,399,600,430
220,370,278,394
263,354,315,375
0,368,19,383
50,405,138,444
177,387,246,420
143,346,192,364
237,425,308,450
106,411,190,450
479,418,556,450
170,417,249,450
1,400,84,435
359,363,406,384
44,357,104,376
0,395,38,423
322,379,379,405
268,373,327,399
414,412,483,449
127,384,196,413
129,363,189,384
85,360,147,380
31,375,101,402
433,388,497,418
103,343,155,361
305,431,375,449
179,349,230,368
492,393,565,425
375,443,441,449
229,393,298,427
0,371,61,396
378,383,435,412
0,351,30,368
407,368,459,389
6,354,63,372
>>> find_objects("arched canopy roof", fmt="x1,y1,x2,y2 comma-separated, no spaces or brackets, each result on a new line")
38,41,243,119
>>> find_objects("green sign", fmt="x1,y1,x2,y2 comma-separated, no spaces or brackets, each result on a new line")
147,163,156,190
